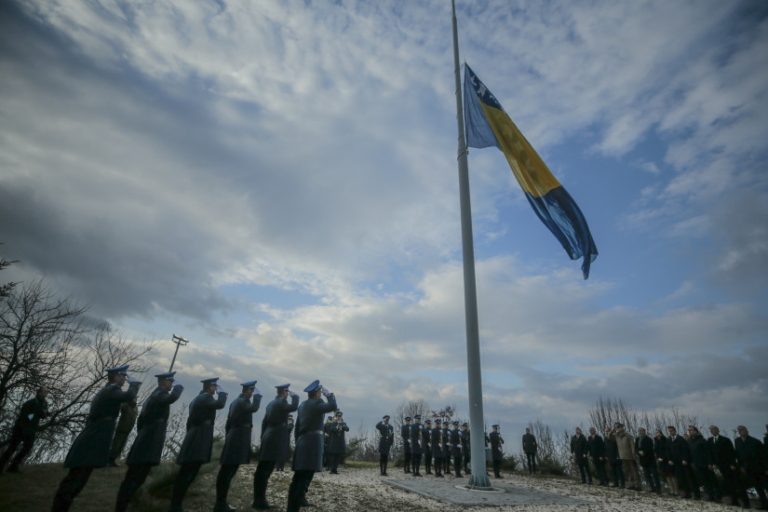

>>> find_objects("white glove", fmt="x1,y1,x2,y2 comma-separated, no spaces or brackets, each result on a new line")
320,386,330,397
172,379,182,387
126,375,138,384
289,390,298,398
253,387,261,396
28,414,34,421
216,384,225,394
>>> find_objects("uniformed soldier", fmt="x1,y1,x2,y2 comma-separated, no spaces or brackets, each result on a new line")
108,397,138,466
114,371,184,512
410,415,424,477
431,419,444,477
401,416,412,473
215,380,262,512
450,421,463,477
489,424,504,478
168,377,227,512
442,421,451,474
287,380,337,512
51,365,141,512
327,410,349,474
423,419,433,474
375,415,394,476
253,383,299,510
275,414,294,472
323,416,333,470
0,386,49,474
462,423,471,475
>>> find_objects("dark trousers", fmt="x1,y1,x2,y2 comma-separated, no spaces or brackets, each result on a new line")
464,451,471,473
275,458,286,471
444,454,450,473
743,470,768,509
641,463,660,490
424,451,432,473
454,455,463,476
115,464,152,512
403,450,411,472
694,465,719,500
721,465,747,504
594,458,608,485
433,456,443,475
287,470,314,512
169,461,203,511
492,459,501,477
526,453,536,473
328,453,342,473
610,459,625,487
252,460,276,505
379,454,389,475
0,428,35,472
51,466,94,512
411,453,421,475
577,459,592,483
215,463,239,505
672,463,699,498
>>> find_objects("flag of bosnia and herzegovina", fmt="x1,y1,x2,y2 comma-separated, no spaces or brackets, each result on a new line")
462,63,598,280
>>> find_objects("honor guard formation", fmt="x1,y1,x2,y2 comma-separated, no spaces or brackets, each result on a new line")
1,364,767,511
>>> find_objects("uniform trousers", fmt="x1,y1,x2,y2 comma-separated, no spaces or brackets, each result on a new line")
454,455,463,476
115,464,153,512
403,450,411,472
411,454,421,475
169,461,203,511
433,456,443,475
0,427,36,472
424,450,432,473
252,460,276,505
216,463,240,505
287,470,314,512
492,459,502,477
51,466,95,512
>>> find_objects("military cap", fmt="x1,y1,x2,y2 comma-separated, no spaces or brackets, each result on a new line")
614,422,624,428
425,419,432,424
434,419,442,424
241,380,258,388
452,421,459,426
462,422,468,427
106,365,130,375
404,416,412,421
382,415,390,420
336,411,343,416
303,380,321,393
414,414,421,420
288,414,294,419
155,371,176,380
201,377,220,385
275,383,290,392
492,424,499,428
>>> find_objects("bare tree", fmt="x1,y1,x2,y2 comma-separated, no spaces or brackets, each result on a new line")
0,245,17,299
0,279,154,462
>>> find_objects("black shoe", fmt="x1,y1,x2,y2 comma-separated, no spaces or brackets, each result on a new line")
414,473,422,477
251,501,274,510
435,473,444,478
300,500,314,507
107,459,119,467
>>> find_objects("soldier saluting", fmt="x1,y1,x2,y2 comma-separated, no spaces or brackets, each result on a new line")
114,371,184,512
375,415,394,476
51,365,141,512
215,380,262,512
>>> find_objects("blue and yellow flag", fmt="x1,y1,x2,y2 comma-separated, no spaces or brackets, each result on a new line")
462,64,598,279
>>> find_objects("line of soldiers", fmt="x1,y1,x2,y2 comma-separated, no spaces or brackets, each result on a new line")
569,422,768,510
2,364,339,512
376,415,505,479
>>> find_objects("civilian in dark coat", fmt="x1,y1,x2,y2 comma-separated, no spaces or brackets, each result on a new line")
636,428,660,493
215,381,262,512
168,377,227,512
489,425,504,478
654,429,678,495
604,427,625,488
114,372,183,512
51,365,141,512
451,421,464,477
375,415,394,476
423,419,433,474
401,417,412,474
523,428,537,473
667,426,698,500
0,387,49,474
108,398,138,466
253,383,299,509
571,427,591,484
327,411,349,474
687,425,720,502
735,425,768,510
287,380,337,512
431,419,445,477
587,427,608,486
709,425,747,507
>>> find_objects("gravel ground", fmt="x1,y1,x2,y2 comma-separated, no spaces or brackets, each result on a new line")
211,466,742,512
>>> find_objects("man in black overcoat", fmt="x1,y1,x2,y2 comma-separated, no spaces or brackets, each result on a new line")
489,425,504,478
687,425,719,502
431,419,444,478
252,383,299,509
401,416,412,474
327,410,349,474
667,426,697,500
636,427,660,493
604,426,625,488
409,415,424,477
215,380,262,512
587,427,608,486
51,365,141,512
0,386,49,474
571,427,591,484
375,415,394,476
168,377,227,512
450,421,464,477
735,425,768,510
114,371,184,512
709,425,747,507
287,380,337,512
523,427,537,474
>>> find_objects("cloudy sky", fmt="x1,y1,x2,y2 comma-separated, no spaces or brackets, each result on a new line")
2,0,767,447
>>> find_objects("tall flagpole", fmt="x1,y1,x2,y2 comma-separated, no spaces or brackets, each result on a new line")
452,0,492,489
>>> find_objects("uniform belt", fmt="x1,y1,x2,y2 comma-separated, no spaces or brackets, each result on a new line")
89,416,117,423
299,429,324,437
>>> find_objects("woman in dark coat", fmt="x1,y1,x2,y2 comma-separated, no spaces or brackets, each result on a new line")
654,429,678,495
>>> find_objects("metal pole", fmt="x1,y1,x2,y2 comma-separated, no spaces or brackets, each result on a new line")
169,334,189,372
452,0,492,489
